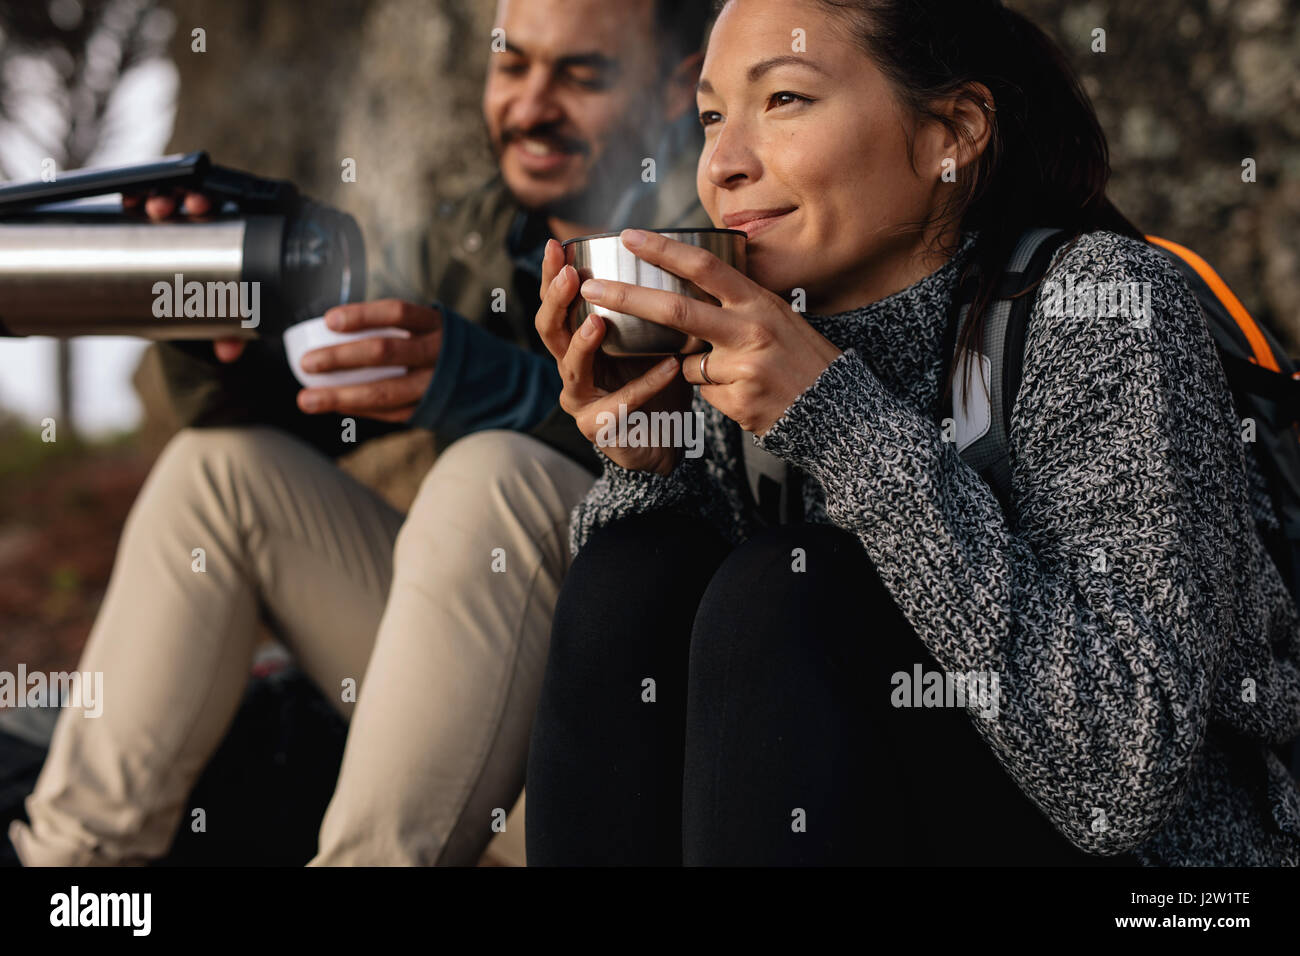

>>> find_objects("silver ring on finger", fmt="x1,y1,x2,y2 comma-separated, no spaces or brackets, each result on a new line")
699,350,717,386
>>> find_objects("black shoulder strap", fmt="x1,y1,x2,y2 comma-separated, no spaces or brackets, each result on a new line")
943,228,1073,516
1146,239,1300,424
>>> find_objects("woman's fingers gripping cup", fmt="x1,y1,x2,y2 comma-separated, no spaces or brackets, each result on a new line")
535,239,688,476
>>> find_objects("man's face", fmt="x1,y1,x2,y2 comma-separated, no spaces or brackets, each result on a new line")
483,0,668,218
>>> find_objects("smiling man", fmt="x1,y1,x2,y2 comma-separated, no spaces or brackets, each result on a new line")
9,0,712,867
488,2,694,236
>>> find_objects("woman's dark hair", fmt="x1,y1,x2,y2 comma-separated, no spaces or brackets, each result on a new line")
654,0,714,74
711,0,1144,416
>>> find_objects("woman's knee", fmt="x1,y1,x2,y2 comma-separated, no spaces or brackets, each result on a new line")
685,521,918,698
566,512,727,599
693,524,879,634
535,514,729,765
550,512,729,658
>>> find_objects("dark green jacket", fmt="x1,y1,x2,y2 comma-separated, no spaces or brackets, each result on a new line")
153,128,710,475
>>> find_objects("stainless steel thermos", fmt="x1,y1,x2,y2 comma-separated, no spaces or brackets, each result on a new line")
0,152,365,339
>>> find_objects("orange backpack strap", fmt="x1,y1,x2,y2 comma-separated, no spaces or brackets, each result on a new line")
1146,234,1285,374
1147,235,1300,426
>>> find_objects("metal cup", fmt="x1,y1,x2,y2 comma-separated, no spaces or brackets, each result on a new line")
562,228,746,356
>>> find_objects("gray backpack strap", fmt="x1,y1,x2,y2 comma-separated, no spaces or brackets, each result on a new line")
950,227,1067,513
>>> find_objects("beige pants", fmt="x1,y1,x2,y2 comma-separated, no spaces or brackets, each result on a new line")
8,426,593,866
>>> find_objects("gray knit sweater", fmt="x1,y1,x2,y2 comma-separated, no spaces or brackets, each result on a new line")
569,229,1300,866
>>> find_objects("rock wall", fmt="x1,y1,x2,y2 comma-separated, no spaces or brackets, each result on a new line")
163,0,494,260
1014,0,1300,348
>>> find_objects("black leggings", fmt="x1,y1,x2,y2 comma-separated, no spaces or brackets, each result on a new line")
526,513,1137,866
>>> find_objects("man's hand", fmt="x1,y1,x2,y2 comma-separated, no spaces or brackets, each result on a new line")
296,299,443,423
125,189,246,363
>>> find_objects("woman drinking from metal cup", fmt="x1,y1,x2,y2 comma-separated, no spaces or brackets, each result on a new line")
529,0,1300,866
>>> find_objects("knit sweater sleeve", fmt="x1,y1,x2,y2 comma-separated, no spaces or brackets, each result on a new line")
568,392,756,555
755,231,1271,855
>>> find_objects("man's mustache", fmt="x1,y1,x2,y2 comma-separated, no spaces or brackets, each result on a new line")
500,125,589,156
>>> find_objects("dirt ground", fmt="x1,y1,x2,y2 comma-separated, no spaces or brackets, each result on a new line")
0,438,153,675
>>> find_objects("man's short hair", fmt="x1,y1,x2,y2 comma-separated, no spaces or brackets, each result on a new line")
654,0,713,72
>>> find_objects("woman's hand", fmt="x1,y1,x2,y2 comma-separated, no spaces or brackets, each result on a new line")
535,238,692,476
576,229,842,436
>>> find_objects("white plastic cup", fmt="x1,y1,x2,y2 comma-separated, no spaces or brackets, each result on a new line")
283,315,410,389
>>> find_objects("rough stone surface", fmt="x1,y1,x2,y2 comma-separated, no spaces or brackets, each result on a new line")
1014,0,1300,349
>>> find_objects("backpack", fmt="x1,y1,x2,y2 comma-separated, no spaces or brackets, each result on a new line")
937,227,1300,778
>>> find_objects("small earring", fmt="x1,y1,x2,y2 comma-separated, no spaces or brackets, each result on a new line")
981,100,997,113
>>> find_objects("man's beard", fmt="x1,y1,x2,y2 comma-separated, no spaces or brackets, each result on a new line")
492,119,658,227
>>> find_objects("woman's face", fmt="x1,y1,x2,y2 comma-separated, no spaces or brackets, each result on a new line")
697,0,951,313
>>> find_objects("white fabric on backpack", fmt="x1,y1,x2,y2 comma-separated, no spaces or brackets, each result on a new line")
742,432,794,523
951,349,993,453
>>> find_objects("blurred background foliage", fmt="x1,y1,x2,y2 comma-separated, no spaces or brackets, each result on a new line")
0,0,1298,662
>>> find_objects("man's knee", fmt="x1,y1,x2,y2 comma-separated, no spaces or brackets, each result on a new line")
153,426,296,487
134,426,321,534
398,430,592,556
416,430,579,498
426,429,547,479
